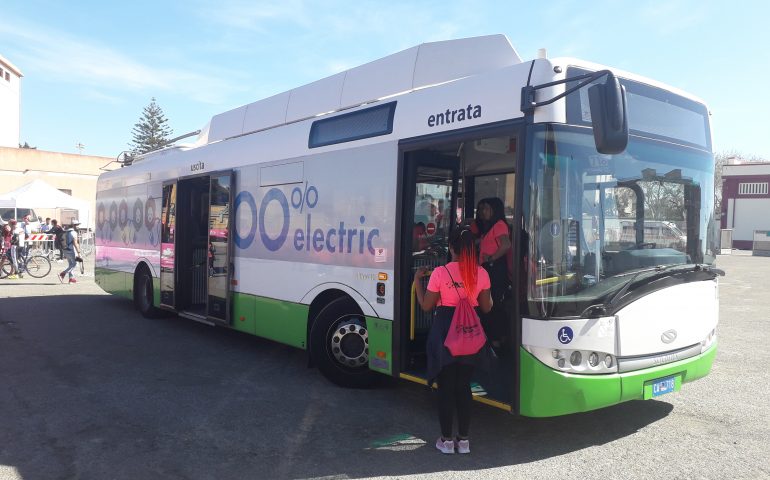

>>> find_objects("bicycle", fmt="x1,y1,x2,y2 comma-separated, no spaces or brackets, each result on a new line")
0,248,52,278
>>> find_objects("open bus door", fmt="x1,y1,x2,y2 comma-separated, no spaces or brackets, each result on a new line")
398,130,520,411
399,150,459,375
206,173,234,323
160,182,177,309
158,173,235,325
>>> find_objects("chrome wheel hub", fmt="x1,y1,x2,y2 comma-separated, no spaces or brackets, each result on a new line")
330,319,369,367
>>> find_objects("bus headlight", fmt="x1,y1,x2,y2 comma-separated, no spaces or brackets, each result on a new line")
570,351,582,366
524,345,617,374
588,352,599,367
604,354,613,368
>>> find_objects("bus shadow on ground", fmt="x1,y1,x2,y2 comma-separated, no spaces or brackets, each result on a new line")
0,294,673,480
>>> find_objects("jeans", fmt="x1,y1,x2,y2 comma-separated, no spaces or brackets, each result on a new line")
62,250,77,278
9,246,19,273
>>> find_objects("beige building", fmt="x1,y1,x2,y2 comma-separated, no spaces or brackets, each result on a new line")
0,147,118,228
0,54,23,148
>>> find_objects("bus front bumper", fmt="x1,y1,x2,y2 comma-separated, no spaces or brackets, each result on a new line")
519,341,717,418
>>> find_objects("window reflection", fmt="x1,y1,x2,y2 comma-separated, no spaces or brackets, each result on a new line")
525,125,715,318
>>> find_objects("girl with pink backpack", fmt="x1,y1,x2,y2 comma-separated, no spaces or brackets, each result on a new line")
413,227,493,454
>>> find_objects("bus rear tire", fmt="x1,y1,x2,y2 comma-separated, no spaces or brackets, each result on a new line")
310,297,380,389
134,268,160,319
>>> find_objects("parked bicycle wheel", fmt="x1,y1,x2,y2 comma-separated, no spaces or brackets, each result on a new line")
0,256,11,278
24,255,52,278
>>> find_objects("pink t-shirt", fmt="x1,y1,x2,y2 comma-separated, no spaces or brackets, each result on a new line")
426,262,491,307
479,220,509,260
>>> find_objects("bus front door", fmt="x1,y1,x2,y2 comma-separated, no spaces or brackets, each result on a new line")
400,151,458,373
399,131,520,411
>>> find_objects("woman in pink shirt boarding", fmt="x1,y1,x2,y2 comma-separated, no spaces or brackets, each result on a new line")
470,197,511,348
413,227,493,455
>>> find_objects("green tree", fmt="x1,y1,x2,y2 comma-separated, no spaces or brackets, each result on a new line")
129,97,173,155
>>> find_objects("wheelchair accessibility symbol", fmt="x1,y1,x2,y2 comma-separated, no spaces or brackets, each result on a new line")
558,326,574,344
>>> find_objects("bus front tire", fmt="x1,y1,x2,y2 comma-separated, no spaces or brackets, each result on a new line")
134,270,159,318
310,298,379,389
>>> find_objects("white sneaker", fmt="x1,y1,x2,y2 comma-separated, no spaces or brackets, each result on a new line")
456,439,470,454
435,437,455,454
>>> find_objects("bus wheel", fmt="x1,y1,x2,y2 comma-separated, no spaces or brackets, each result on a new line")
134,268,159,318
310,298,379,388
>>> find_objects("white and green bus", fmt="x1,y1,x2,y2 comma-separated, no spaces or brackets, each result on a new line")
95,34,720,416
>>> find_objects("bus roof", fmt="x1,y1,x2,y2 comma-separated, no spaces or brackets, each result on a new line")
116,35,711,172
197,34,521,148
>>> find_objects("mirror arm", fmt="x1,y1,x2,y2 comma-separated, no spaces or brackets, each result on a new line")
521,70,614,113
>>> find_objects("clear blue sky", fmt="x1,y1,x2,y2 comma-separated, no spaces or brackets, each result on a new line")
2,0,769,160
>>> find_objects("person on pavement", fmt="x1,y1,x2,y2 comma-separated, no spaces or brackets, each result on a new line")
59,220,82,284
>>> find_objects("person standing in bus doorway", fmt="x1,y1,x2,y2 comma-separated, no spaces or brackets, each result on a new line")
58,220,82,284
413,227,493,454
435,198,449,230
471,197,511,349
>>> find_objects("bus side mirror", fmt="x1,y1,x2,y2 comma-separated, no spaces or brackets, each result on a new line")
588,72,628,154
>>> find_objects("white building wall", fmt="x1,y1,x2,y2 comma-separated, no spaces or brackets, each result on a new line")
0,55,22,148
732,198,770,241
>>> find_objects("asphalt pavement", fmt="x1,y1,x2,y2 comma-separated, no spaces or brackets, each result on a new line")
0,253,769,480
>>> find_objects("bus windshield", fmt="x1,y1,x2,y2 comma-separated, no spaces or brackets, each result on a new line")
525,124,716,319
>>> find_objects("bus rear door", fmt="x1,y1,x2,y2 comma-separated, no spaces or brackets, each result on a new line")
159,173,235,325
206,173,234,323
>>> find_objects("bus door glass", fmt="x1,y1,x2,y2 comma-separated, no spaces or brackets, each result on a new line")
403,152,458,356
160,182,177,308
207,173,233,322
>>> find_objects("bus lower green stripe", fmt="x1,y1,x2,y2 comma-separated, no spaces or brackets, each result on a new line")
366,316,392,375
519,343,718,417
233,293,309,349
619,340,717,403
95,267,133,299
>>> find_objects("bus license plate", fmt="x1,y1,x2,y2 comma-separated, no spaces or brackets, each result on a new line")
651,376,676,397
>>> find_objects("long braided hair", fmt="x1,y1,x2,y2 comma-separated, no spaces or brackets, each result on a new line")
449,227,478,297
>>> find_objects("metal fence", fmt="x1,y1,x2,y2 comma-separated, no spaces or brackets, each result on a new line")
752,230,770,257
720,229,733,255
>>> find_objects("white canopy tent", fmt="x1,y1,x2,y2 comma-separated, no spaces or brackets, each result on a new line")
0,179,91,227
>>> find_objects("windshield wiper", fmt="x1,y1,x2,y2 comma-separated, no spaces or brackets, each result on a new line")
580,264,724,317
